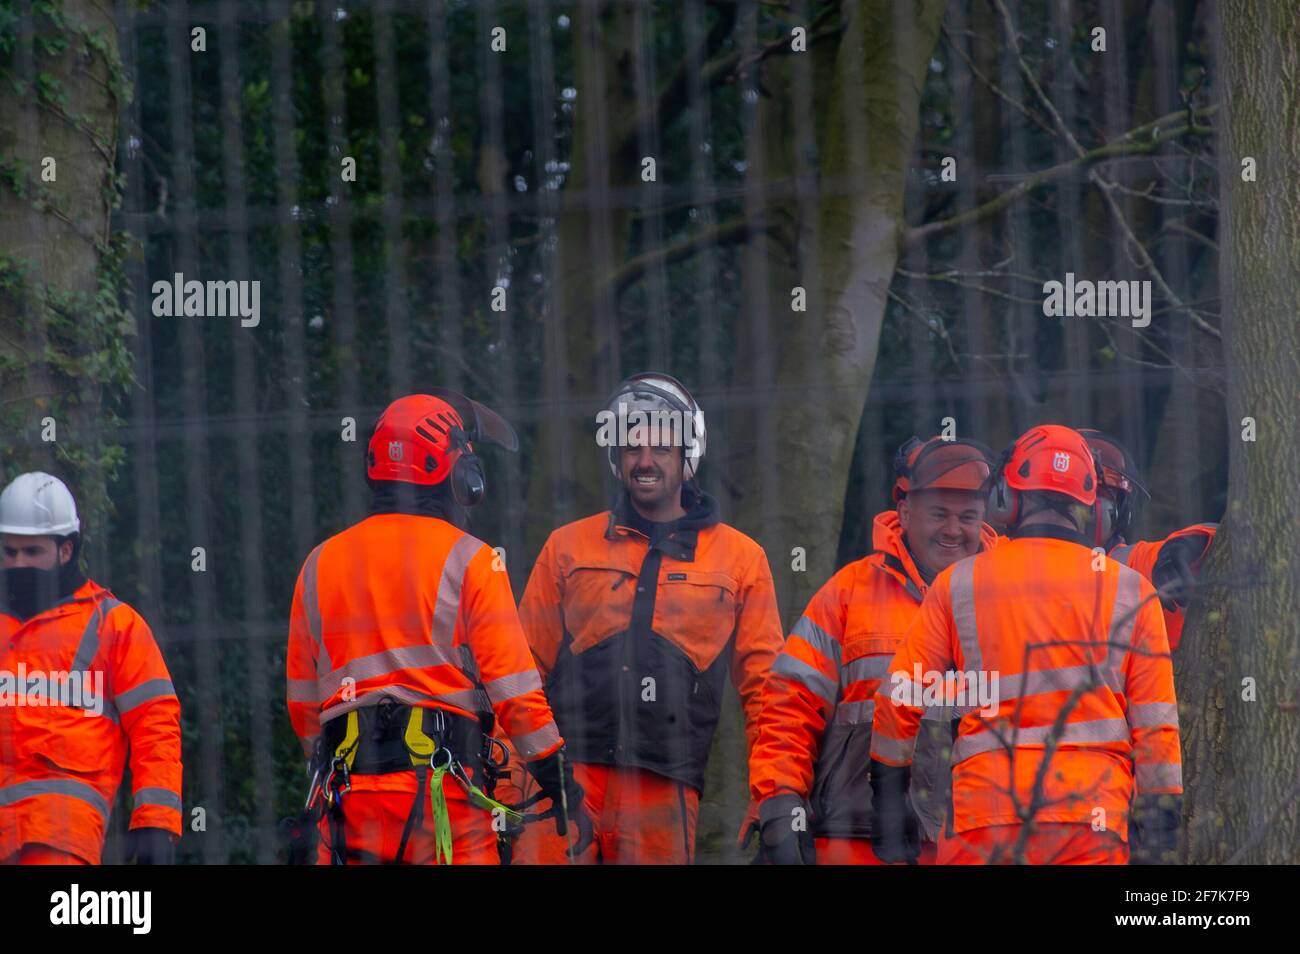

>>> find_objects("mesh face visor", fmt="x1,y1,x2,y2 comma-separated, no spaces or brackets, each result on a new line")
425,387,519,452
900,438,994,498
1080,430,1149,499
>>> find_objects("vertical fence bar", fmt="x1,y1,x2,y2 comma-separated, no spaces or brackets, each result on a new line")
269,0,318,565
318,0,365,525
527,0,574,529
427,0,465,393
373,0,412,396
216,0,276,862
166,0,226,863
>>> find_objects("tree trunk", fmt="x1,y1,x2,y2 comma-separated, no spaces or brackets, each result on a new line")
723,0,948,622
525,1,639,557
1179,0,1300,864
0,1,125,550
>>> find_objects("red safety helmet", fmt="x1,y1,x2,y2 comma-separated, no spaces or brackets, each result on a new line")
1078,427,1150,543
987,424,1098,527
366,390,518,506
892,436,993,504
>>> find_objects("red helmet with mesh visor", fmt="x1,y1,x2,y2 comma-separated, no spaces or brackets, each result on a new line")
366,391,518,504
892,436,993,504
1077,428,1150,500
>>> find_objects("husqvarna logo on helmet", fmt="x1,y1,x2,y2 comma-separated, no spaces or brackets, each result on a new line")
388,441,404,462
1052,451,1070,473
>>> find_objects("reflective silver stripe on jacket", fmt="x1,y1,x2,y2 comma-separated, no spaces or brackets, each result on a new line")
512,720,561,759
1135,761,1183,791
0,778,110,820
133,787,183,812
951,716,1131,763
869,731,917,765
790,616,842,667
314,642,463,701
994,664,1109,704
115,678,177,715
1128,701,1179,729
431,533,484,647
949,558,983,671
301,544,329,675
1105,565,1144,692
772,652,837,707
71,597,123,673
483,668,543,706
842,655,892,686
832,698,876,725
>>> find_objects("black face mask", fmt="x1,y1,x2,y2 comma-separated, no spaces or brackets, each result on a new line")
4,566,62,621
2,537,86,622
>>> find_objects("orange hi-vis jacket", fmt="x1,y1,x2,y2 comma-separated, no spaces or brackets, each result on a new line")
286,513,562,765
1110,523,1217,652
519,491,783,792
870,527,1181,841
0,580,182,864
749,511,998,840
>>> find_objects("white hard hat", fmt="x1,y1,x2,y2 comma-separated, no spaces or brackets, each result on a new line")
603,372,707,479
0,472,81,536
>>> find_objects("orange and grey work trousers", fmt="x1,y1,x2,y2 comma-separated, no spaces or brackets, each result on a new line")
315,771,498,865
938,823,1129,865
511,763,699,864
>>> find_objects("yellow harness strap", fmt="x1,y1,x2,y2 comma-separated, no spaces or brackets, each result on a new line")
333,710,361,770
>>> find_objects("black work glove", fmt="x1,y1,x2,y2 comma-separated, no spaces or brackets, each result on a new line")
869,759,921,864
1130,794,1182,864
1152,532,1213,612
127,827,177,865
525,747,594,857
279,811,320,865
757,794,816,865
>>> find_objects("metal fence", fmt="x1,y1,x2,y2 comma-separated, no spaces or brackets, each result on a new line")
29,0,1225,862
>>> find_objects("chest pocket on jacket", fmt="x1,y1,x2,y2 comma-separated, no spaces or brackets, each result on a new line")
561,561,639,652
651,571,738,671
841,632,904,690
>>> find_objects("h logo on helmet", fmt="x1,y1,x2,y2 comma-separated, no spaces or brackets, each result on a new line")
388,441,404,462
1052,451,1070,473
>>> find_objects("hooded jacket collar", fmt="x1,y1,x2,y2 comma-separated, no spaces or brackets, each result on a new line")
368,481,467,527
1009,522,1092,548
605,484,720,562
870,509,999,601
1,578,106,627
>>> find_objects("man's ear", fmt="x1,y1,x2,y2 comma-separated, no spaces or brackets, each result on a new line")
897,497,911,533
58,539,75,567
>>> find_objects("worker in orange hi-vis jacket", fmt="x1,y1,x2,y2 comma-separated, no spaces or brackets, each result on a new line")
285,392,590,865
1078,428,1217,652
870,425,1182,865
0,472,182,866
504,372,784,864
746,436,997,865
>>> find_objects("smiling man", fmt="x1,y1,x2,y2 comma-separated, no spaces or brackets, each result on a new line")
507,372,783,864
747,436,996,864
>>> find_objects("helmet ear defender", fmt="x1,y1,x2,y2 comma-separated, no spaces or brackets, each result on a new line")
448,427,486,508
983,441,1019,527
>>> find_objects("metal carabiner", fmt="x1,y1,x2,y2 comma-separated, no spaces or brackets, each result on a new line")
429,746,453,772
484,736,509,770
303,765,324,811
326,756,352,803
